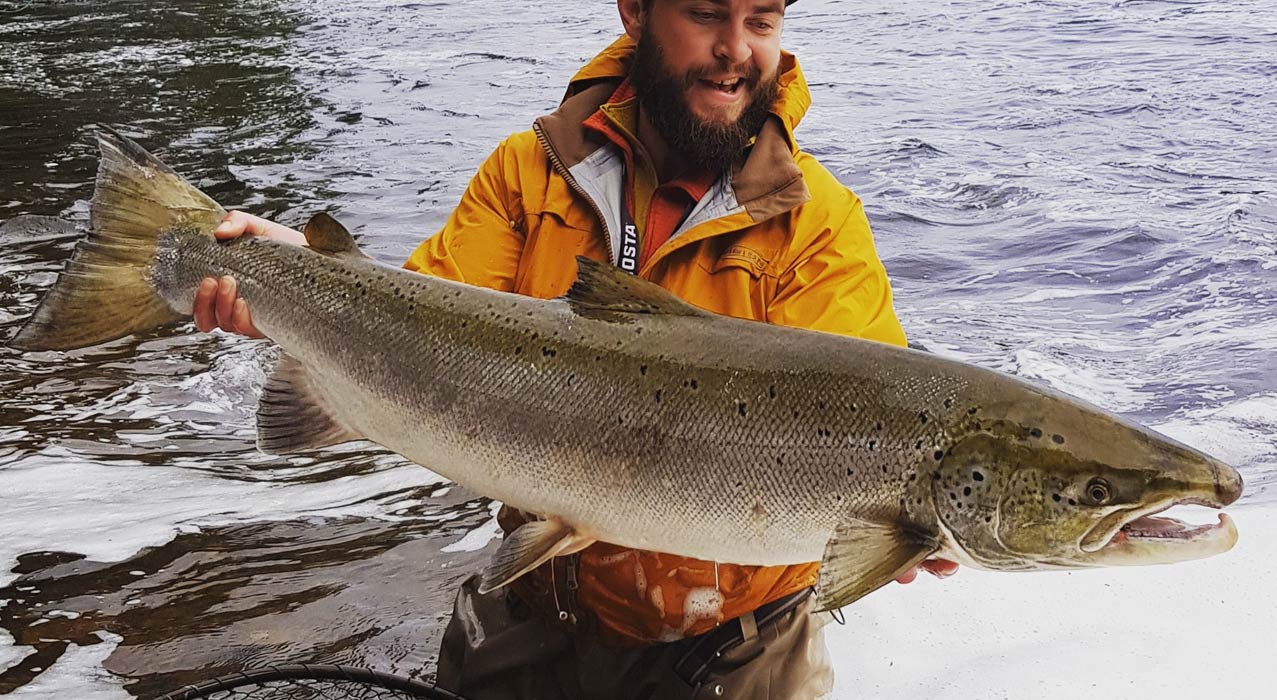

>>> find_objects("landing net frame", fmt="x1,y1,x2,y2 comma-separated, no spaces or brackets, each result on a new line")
149,664,465,700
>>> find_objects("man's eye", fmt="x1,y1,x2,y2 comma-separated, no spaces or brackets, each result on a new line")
690,10,719,22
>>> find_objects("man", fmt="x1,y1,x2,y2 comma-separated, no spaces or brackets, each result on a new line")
198,1,957,697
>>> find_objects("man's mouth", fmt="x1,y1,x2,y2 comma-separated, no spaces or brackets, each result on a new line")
701,78,745,95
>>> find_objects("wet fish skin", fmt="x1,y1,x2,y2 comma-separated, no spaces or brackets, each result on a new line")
8,129,1244,611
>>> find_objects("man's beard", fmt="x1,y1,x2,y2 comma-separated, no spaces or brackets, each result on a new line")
629,32,779,174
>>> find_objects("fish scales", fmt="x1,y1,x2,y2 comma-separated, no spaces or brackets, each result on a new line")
156,226,958,565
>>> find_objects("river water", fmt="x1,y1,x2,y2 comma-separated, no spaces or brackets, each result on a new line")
0,0,1274,698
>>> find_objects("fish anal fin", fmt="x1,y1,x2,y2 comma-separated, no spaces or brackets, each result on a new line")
302,212,369,259
257,353,362,454
478,518,595,594
563,256,712,321
816,521,938,612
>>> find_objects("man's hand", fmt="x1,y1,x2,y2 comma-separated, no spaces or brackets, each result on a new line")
896,559,959,584
192,211,306,339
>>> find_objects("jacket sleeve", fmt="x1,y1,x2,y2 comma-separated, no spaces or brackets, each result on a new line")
767,193,908,347
402,135,528,291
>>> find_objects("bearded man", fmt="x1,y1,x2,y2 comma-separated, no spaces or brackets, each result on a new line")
197,1,957,697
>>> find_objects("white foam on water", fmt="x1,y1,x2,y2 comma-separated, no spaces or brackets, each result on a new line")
1011,348,1151,413
0,454,444,589
826,506,1276,699
0,622,30,676
7,631,130,700
440,501,502,553
1154,393,1277,481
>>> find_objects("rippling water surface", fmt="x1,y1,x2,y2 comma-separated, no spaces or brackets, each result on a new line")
1,0,1274,697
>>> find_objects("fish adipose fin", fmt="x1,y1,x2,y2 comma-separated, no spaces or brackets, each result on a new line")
478,518,595,594
563,256,713,321
816,521,938,612
302,213,370,260
257,353,362,453
8,127,223,351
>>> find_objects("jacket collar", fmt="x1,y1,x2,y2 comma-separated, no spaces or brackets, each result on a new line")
534,35,811,225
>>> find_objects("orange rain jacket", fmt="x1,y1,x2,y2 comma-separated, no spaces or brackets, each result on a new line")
405,36,907,646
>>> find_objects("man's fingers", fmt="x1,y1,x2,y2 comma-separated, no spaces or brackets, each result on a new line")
921,559,960,579
215,276,238,330
193,277,218,332
214,210,269,240
231,299,264,339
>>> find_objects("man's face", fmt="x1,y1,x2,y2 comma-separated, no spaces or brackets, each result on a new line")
627,0,785,171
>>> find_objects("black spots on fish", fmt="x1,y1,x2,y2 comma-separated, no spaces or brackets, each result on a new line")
932,472,942,481
880,465,889,474
918,411,929,425
816,400,827,412
1068,497,1077,506
1030,428,1043,439
849,402,857,413
654,389,662,404
768,385,777,400
817,427,833,439
867,439,877,451
567,373,577,387
915,439,925,451
845,467,853,476
734,481,744,489
595,355,603,363
943,398,953,409
963,486,972,497
873,421,883,433
682,378,699,391
1052,434,1066,445
949,492,957,501
775,455,784,467
513,345,522,355
973,470,984,482
933,450,944,462
737,401,747,417
1052,493,1062,503
908,472,918,482
541,346,557,358
640,364,648,376
984,515,993,524
792,409,800,419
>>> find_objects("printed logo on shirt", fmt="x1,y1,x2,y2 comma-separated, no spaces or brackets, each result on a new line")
714,245,770,275
619,223,639,273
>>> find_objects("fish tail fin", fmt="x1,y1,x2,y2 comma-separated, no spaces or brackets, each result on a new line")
8,127,226,351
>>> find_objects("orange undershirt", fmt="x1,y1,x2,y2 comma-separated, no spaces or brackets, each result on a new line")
582,79,716,269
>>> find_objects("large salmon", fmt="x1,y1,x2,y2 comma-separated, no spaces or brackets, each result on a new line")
9,130,1243,611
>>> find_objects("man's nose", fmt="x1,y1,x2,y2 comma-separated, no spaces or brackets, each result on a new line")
713,23,751,66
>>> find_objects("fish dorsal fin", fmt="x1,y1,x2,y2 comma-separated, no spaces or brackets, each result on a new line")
564,256,712,321
302,212,368,259
257,353,363,454
478,518,595,594
815,520,938,612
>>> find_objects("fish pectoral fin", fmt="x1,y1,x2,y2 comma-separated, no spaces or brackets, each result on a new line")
256,353,363,454
562,256,712,321
478,518,595,594
301,212,370,259
816,521,938,612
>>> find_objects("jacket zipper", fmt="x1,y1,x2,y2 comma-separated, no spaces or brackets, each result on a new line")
533,121,616,266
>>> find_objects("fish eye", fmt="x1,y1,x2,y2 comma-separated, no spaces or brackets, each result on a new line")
1085,478,1112,504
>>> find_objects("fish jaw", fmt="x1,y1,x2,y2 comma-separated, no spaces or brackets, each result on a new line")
1076,457,1243,566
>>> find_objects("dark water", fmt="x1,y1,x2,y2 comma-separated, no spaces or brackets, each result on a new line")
1,0,1274,696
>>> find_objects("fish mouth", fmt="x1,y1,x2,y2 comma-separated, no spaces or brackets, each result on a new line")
1081,500,1239,565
